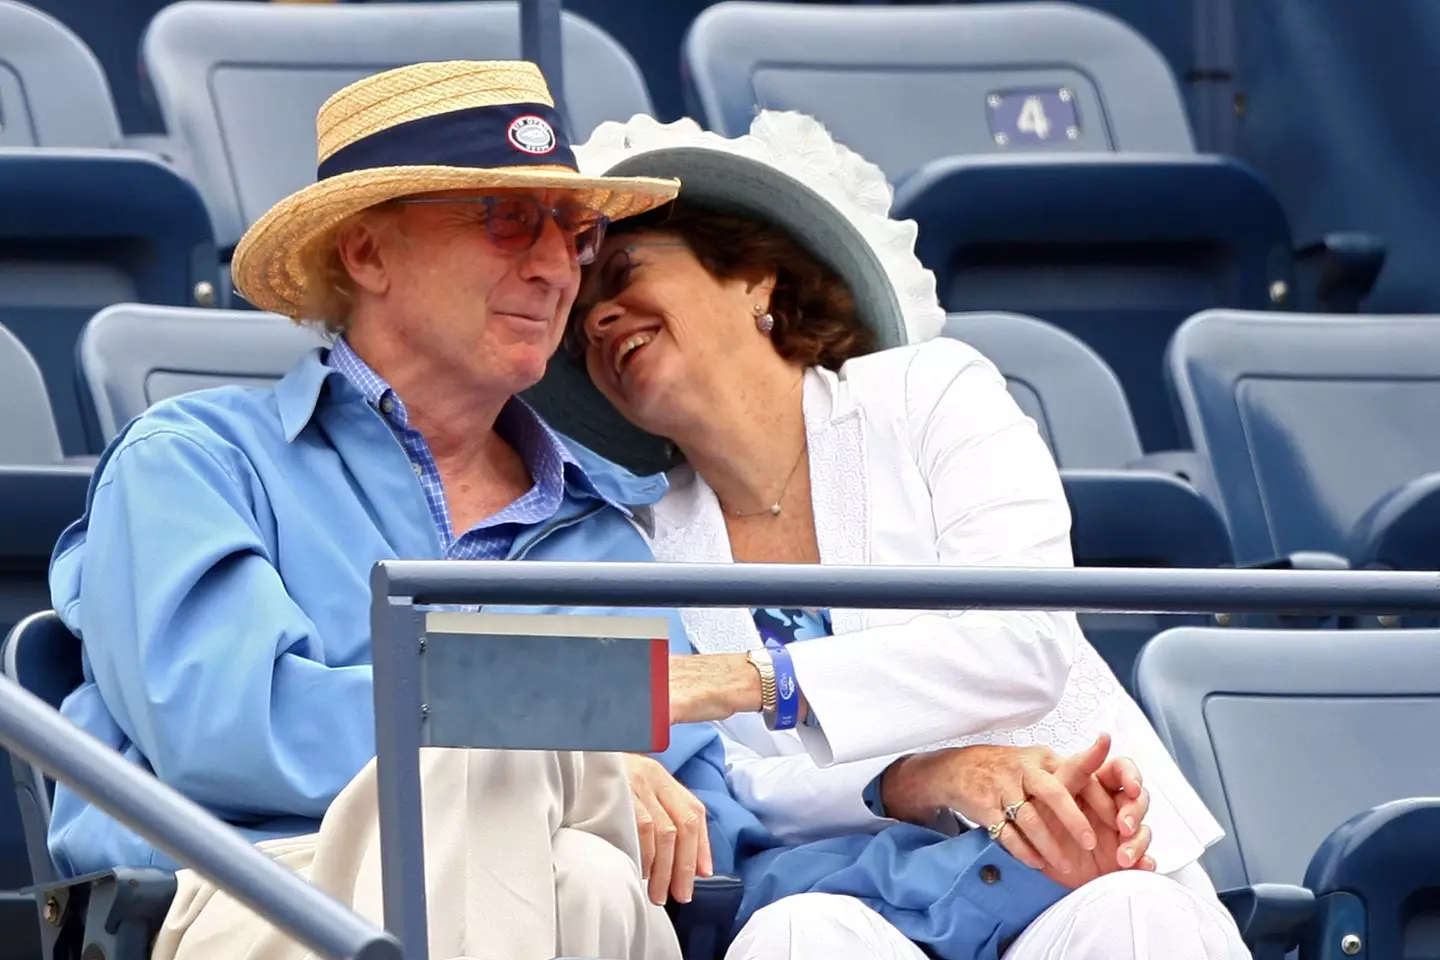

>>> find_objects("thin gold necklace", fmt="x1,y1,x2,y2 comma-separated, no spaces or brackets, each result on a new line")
726,441,808,518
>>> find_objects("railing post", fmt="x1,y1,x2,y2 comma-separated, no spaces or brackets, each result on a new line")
371,566,429,960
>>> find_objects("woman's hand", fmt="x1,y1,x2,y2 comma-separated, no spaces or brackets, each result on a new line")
1029,737,1155,887
881,739,1102,874
622,754,714,905
880,734,1153,879
668,653,764,725
1029,747,1155,889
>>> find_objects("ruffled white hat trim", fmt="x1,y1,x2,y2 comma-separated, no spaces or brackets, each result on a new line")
573,111,946,346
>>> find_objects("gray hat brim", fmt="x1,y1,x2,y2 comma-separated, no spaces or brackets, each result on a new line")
522,146,904,477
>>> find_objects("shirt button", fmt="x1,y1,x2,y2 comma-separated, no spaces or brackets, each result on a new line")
980,864,1001,885
412,463,424,477
380,396,395,415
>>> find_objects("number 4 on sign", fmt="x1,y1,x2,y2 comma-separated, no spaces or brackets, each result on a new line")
1017,96,1052,139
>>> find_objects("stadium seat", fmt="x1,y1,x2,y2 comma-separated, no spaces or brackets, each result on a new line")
141,0,656,279
1136,627,1440,959
0,0,120,149
0,150,219,456
942,311,1166,472
1302,798,1440,960
0,325,90,960
77,305,327,445
1167,311,1440,580
683,0,1194,175
682,1,1297,452
3,610,743,960
0,325,89,635
900,155,1293,451
942,312,1232,690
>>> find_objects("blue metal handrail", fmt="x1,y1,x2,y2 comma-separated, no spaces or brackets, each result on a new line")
366,558,1440,959
0,675,403,960
374,560,1440,615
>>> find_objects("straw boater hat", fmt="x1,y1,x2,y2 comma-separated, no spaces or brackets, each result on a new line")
231,60,681,318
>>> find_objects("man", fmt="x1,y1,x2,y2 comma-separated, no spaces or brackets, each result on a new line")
48,60,706,960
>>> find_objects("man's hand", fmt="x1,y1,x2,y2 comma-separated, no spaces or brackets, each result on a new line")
622,754,714,905
668,653,763,725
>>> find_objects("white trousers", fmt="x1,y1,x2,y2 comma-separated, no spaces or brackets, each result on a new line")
150,749,681,960
727,864,1251,960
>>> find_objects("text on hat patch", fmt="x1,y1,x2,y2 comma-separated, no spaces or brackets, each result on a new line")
508,115,557,156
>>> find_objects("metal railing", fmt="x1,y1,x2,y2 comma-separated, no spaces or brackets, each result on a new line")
0,674,403,960
367,559,1440,960
0,561,1435,959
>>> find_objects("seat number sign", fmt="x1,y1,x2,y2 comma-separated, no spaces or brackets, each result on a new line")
986,88,1081,147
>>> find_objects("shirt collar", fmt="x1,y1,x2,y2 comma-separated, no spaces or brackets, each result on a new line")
273,339,664,512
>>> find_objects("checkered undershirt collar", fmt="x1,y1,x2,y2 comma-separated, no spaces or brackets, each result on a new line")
327,338,578,558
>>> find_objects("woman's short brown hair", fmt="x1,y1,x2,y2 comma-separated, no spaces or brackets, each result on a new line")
599,201,877,370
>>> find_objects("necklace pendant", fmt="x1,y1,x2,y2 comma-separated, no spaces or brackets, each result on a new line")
769,503,782,516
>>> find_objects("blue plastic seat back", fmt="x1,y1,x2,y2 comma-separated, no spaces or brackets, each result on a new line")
142,0,655,254
0,0,120,148
1135,627,1440,892
78,304,328,445
0,323,64,468
0,318,89,639
941,311,1142,470
0,149,218,456
0,317,88,644
903,155,1293,452
1167,310,1440,566
683,0,1192,185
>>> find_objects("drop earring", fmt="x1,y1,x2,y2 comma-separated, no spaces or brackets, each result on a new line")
754,304,775,334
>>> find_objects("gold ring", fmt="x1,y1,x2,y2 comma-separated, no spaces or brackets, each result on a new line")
1003,799,1029,822
987,821,1006,841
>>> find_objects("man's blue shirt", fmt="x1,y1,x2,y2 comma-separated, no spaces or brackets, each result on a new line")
46,346,732,876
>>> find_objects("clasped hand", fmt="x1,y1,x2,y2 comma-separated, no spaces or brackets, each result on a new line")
882,732,1153,890
624,731,1151,905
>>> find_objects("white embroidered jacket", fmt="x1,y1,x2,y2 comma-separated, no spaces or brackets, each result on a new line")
649,338,1224,874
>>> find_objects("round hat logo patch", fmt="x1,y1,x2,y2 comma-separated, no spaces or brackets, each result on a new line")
508,115,557,155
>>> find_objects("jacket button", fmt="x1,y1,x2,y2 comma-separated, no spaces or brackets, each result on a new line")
980,864,1001,884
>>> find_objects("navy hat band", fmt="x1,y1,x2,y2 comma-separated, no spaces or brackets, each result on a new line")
317,102,577,181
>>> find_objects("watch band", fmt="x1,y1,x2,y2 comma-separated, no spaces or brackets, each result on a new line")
746,648,778,726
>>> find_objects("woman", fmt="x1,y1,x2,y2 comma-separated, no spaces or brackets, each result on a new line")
549,113,1248,960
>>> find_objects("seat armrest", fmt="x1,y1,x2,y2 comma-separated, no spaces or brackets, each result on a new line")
1295,232,1386,313
29,868,177,960
1217,883,1315,960
667,875,745,960
1306,797,1440,894
1348,471,1440,571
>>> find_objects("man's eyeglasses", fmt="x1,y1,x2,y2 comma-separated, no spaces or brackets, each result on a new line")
392,195,610,265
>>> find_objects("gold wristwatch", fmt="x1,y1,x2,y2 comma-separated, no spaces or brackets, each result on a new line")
746,648,779,728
